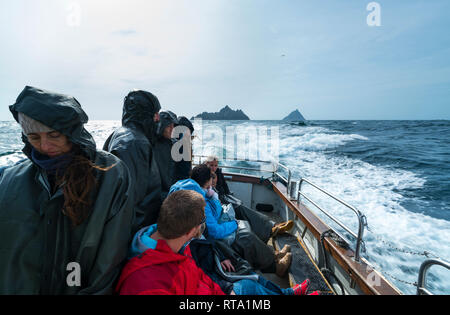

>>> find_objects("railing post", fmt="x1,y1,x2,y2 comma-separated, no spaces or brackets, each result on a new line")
417,259,450,295
297,177,368,263
297,178,304,203
354,212,367,262
289,180,298,200
287,169,292,196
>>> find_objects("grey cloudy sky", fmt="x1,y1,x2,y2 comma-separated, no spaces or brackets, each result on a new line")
1,0,449,121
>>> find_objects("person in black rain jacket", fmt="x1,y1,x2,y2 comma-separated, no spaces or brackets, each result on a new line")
0,86,134,294
103,90,161,230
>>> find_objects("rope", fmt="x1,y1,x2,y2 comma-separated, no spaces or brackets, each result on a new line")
360,225,447,288
365,225,442,260
320,230,346,295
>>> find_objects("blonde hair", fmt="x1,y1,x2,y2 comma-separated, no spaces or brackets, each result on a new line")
205,155,219,163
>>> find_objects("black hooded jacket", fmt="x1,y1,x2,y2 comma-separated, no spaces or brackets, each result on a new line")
153,111,178,200
0,86,134,294
103,90,162,231
173,116,194,182
216,167,232,203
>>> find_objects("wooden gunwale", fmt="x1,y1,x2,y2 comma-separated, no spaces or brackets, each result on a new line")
224,171,402,295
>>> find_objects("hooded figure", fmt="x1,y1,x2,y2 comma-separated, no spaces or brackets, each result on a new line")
121,90,161,145
153,110,178,200
103,90,161,230
173,116,194,182
177,116,194,134
0,86,134,294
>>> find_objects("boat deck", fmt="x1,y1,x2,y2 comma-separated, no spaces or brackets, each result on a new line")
272,233,334,294
221,170,404,295
258,210,334,294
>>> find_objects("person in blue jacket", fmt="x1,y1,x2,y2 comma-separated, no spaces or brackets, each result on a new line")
169,164,293,277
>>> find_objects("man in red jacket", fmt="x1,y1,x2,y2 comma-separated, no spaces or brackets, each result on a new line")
116,189,318,295
116,190,225,295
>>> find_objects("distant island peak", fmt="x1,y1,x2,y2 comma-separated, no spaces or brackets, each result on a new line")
282,109,306,122
192,106,250,120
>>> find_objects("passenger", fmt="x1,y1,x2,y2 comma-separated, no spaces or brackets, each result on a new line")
206,155,293,241
169,164,294,277
177,116,194,135
153,110,178,200
189,236,254,294
103,90,161,231
116,190,225,295
189,235,316,295
0,86,134,294
205,155,231,204
116,190,317,295
210,172,220,198
173,116,194,182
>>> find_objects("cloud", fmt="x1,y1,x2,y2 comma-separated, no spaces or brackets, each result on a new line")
1,0,450,120
112,29,138,36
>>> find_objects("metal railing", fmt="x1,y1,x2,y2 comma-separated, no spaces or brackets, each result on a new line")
193,155,366,262
273,163,292,194
192,154,450,293
193,155,285,179
417,259,450,295
217,165,273,174
297,178,367,262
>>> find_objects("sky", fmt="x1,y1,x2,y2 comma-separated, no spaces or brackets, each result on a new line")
0,0,449,121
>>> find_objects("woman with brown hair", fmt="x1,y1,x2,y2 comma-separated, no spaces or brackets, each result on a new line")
0,86,134,294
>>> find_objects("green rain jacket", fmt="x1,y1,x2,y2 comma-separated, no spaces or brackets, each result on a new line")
0,86,134,294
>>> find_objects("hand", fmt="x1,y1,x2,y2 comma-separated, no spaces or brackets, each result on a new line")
220,259,235,272
206,187,215,198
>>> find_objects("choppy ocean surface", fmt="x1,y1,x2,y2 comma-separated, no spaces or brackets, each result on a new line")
1,119,449,294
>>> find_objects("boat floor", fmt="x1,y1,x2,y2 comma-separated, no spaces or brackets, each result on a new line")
273,233,334,294
258,211,334,295
257,237,291,288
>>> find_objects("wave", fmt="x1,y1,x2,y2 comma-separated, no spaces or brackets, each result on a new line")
276,130,449,294
196,120,450,294
0,151,19,158
0,152,26,167
281,132,368,151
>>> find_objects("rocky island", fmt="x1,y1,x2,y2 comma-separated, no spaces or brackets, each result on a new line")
192,105,250,120
282,109,306,122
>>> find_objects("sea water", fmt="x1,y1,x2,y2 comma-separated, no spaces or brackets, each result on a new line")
1,119,449,295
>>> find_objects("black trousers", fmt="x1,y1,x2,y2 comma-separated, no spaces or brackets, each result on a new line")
231,205,277,271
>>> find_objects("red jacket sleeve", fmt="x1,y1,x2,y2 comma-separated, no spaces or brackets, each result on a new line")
118,267,175,295
196,265,226,295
